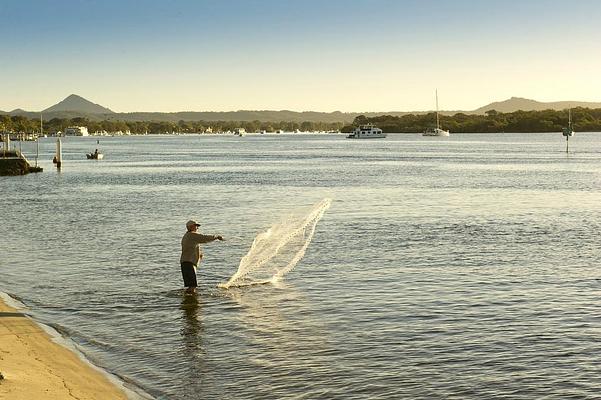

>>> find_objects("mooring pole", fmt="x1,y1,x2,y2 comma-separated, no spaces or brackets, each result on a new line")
56,137,62,168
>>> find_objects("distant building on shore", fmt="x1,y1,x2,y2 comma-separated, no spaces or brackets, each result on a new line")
64,126,89,136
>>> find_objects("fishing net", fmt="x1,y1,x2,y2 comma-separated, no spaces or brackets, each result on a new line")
218,198,331,288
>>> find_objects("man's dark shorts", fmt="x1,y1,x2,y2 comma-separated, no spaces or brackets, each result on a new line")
180,262,198,287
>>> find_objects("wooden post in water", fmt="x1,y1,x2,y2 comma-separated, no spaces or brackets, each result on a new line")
55,137,62,168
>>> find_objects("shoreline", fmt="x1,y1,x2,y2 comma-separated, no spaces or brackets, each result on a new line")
0,292,152,400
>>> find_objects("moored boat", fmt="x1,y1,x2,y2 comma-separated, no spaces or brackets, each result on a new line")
423,90,450,137
423,127,450,137
86,149,104,160
346,124,386,139
562,109,575,137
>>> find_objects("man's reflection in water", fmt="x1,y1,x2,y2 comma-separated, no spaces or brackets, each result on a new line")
178,293,215,398
180,294,203,353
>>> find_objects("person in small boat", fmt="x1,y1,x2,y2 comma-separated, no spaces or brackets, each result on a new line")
94,149,98,156
180,220,224,294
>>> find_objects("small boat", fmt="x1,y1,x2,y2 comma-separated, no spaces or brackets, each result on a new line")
562,109,575,153
423,90,450,137
423,127,450,137
562,109,575,137
86,150,104,160
346,124,386,139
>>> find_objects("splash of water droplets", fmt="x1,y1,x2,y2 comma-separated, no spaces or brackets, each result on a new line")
218,199,331,289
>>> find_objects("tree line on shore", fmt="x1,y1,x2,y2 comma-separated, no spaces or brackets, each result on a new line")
3,107,601,135
0,115,344,134
343,108,601,133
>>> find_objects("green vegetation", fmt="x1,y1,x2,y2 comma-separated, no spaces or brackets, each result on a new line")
342,108,601,133
3,107,601,135
0,115,344,135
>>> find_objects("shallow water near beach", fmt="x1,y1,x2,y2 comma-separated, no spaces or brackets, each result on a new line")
2,132,601,399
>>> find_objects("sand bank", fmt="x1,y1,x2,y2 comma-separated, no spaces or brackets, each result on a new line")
0,295,133,400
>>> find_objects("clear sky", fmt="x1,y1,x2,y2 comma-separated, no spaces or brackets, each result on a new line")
1,0,600,112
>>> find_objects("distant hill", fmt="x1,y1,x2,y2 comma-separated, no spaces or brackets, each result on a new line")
3,94,601,122
474,97,601,114
115,110,410,123
42,94,114,114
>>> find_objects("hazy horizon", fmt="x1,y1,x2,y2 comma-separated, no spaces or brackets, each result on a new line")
2,0,601,113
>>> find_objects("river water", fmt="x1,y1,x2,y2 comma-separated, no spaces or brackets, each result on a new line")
2,132,601,399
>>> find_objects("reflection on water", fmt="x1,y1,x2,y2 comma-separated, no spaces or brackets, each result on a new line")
216,282,337,399
178,294,207,399
180,294,203,352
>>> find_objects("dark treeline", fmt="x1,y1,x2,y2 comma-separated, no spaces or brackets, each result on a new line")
0,115,344,134
342,108,601,133
4,107,601,135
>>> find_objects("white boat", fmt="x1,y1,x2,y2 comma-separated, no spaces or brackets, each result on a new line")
346,124,386,139
423,127,450,137
233,128,246,136
423,90,450,137
562,109,575,137
86,150,104,160
562,109,575,153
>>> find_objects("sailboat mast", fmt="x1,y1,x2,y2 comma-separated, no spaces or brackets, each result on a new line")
435,89,440,130
37,114,41,167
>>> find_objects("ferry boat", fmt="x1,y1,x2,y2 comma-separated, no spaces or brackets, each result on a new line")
346,125,386,139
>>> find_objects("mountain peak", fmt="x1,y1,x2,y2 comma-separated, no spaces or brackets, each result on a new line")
65,94,85,101
43,94,114,114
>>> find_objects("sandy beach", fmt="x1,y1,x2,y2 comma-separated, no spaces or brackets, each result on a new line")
0,296,131,400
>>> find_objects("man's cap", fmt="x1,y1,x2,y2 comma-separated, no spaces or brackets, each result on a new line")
186,220,201,229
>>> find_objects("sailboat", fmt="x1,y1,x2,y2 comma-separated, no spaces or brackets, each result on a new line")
562,109,575,153
562,109,575,137
423,90,450,137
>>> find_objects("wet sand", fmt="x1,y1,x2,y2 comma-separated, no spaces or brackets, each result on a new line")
0,297,130,400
